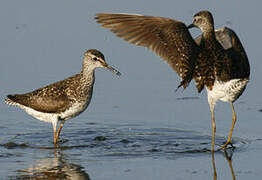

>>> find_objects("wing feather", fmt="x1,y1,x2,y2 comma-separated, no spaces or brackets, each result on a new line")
96,13,200,88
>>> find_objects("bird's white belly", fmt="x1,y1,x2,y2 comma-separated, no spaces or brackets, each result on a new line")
22,106,58,123
206,78,248,105
21,102,88,123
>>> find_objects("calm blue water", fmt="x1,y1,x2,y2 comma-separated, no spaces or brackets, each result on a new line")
1,0,262,179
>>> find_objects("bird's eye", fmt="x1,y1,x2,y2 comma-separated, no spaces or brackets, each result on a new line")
93,57,98,61
194,18,196,22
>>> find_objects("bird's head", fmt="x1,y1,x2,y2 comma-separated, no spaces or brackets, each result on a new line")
188,10,214,32
83,49,121,76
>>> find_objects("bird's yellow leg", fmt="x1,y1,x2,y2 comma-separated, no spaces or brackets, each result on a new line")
211,108,216,152
54,121,65,144
221,103,236,149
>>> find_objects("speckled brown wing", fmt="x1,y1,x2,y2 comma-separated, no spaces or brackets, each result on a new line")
95,13,200,88
195,27,250,79
7,76,78,113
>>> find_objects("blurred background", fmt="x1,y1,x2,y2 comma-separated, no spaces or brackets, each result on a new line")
0,0,261,179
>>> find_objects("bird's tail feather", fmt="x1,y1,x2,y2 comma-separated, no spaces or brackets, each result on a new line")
5,95,19,106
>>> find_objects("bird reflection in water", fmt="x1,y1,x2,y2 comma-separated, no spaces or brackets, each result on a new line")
12,150,91,180
211,148,236,180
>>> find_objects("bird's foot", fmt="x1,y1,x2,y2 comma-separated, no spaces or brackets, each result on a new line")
219,141,235,150
53,138,68,147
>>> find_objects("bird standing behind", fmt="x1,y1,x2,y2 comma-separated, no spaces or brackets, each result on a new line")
95,11,250,151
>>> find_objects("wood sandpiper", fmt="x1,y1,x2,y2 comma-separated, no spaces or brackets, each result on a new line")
95,10,250,151
5,49,121,145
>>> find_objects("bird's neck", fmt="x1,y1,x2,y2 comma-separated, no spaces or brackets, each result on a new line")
81,60,96,79
202,28,219,50
77,69,95,103
81,67,95,82
80,63,96,91
202,26,215,39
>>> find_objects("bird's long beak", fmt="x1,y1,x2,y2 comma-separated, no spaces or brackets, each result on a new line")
103,63,121,76
187,24,196,29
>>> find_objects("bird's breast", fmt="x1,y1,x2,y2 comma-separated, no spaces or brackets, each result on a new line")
59,101,89,120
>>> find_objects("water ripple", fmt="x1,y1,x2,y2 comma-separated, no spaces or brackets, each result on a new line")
0,125,250,160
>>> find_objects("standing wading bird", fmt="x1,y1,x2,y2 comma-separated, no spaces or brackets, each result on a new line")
95,11,250,151
5,49,121,145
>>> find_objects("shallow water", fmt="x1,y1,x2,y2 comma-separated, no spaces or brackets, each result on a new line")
0,123,249,155
1,0,262,179
0,115,260,179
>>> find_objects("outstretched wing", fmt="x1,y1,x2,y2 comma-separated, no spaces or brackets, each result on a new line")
96,13,200,88
195,27,250,79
